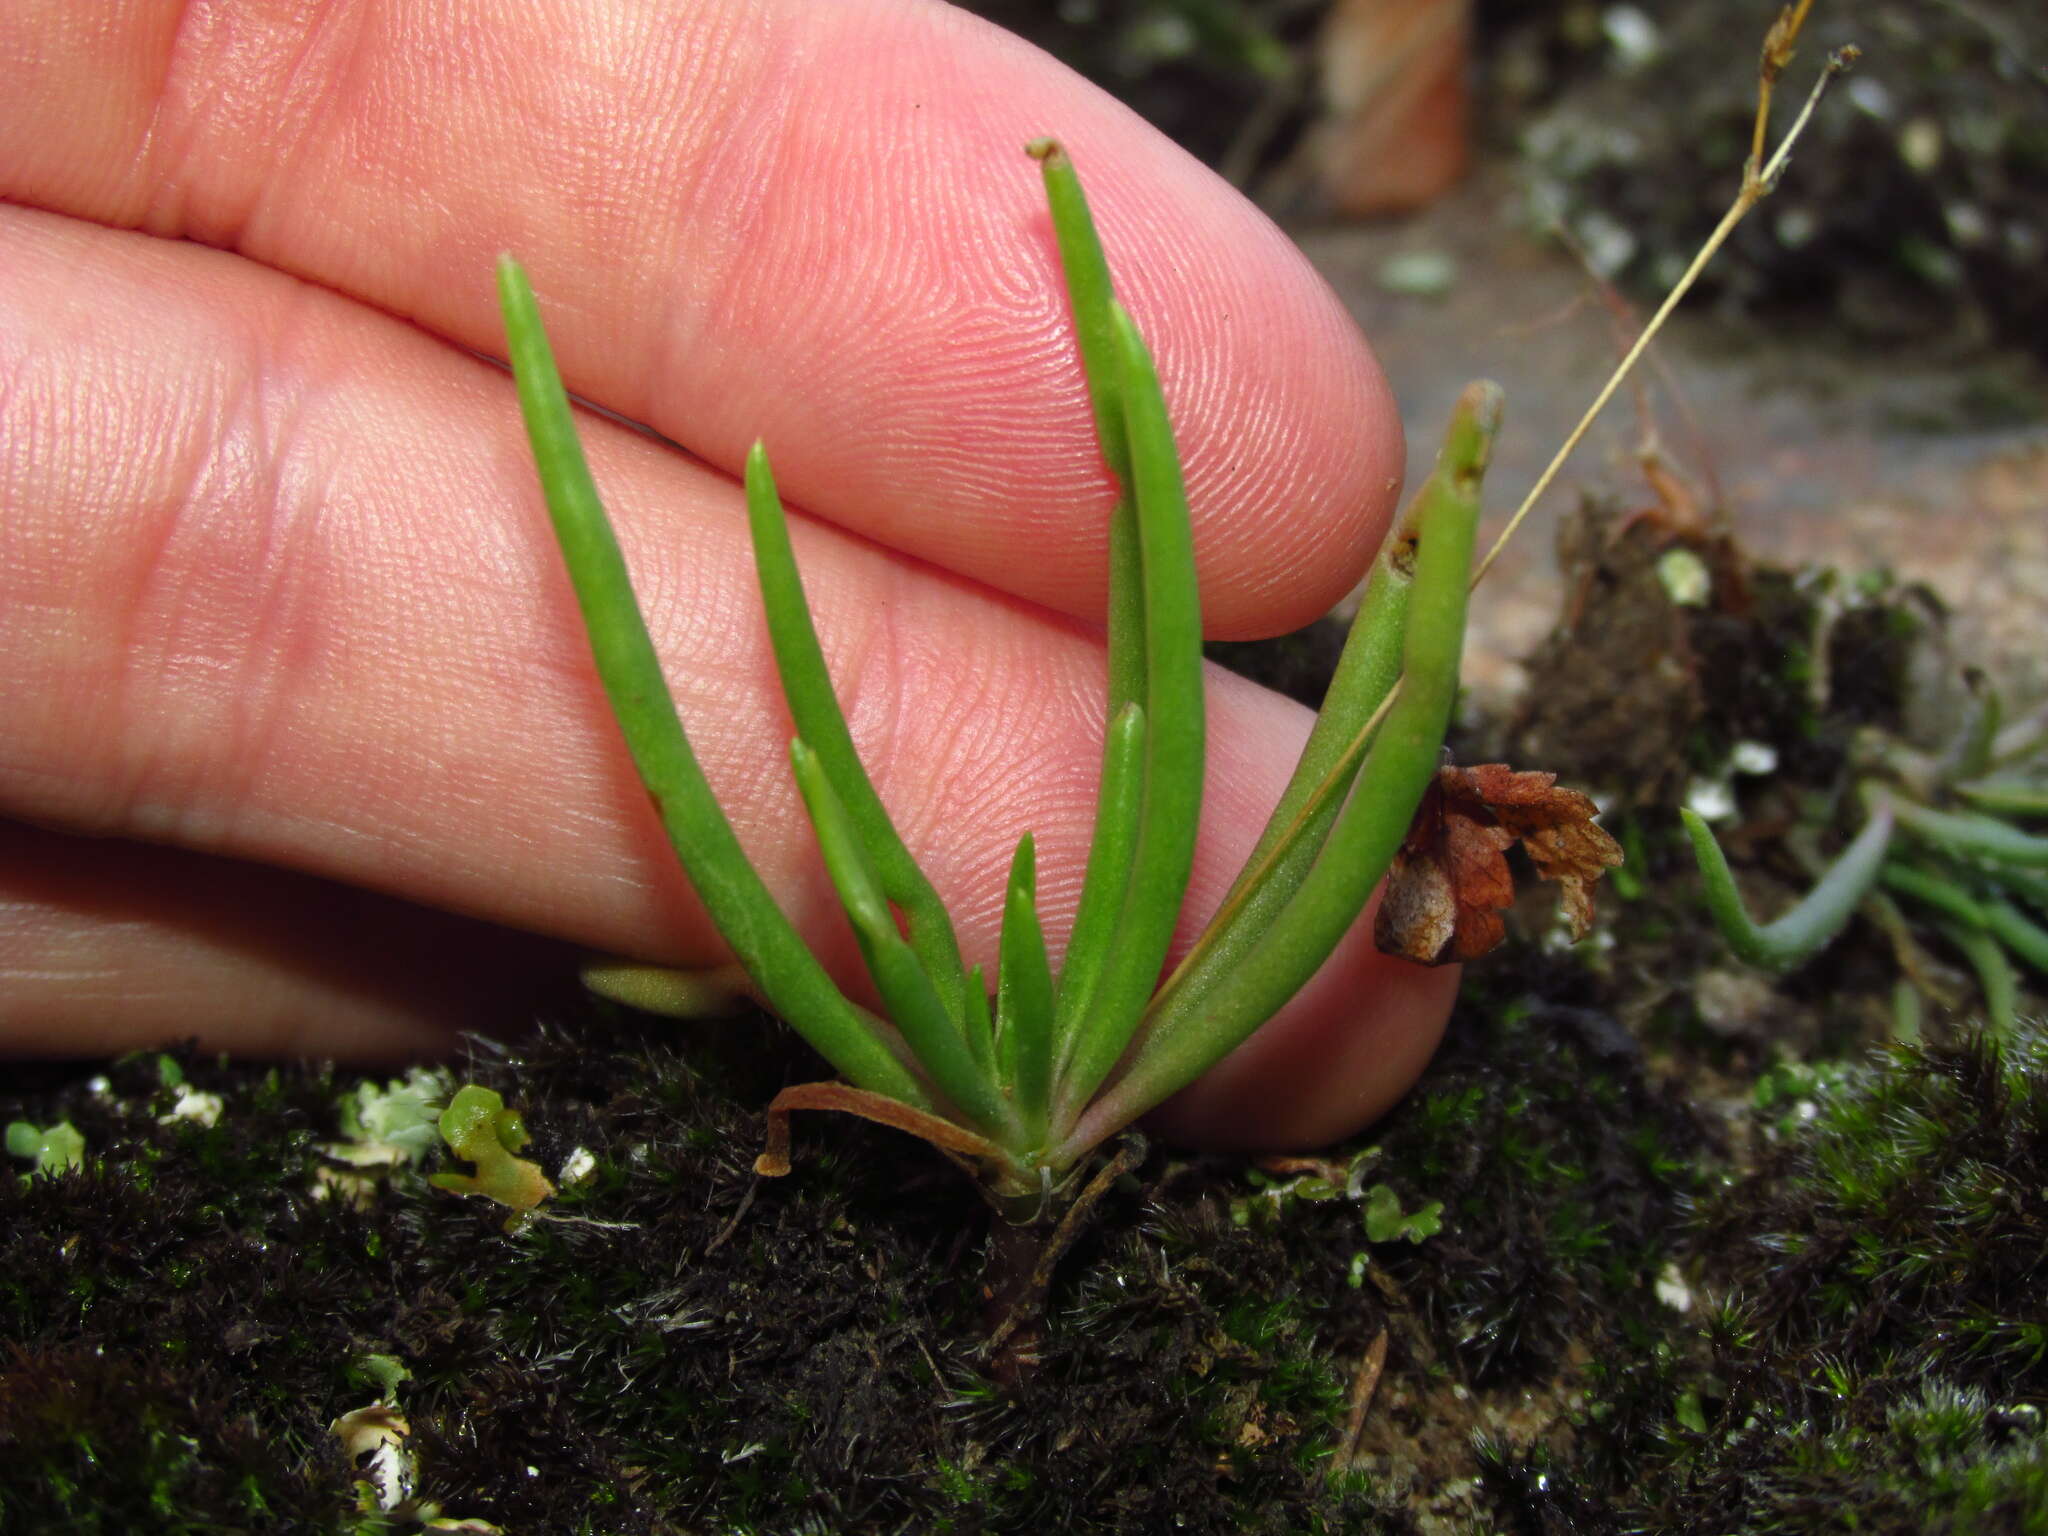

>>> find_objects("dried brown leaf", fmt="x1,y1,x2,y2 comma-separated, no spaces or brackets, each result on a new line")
754,1082,1005,1177
1375,764,1624,965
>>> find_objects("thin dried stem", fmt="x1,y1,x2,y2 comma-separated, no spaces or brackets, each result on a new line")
1469,12,1857,590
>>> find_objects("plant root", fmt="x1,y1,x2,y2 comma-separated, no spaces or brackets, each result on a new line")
980,1133,1148,1387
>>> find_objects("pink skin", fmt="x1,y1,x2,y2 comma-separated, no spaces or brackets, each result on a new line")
0,0,1458,1148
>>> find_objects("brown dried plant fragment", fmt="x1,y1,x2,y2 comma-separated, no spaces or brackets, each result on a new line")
1375,764,1624,965
753,1082,1006,1178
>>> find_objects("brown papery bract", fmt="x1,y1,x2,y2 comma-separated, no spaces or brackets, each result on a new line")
1375,764,1623,965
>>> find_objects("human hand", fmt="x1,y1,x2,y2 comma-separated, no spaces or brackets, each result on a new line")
0,0,1456,1147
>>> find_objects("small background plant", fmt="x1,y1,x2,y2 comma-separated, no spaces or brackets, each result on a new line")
1686,631,2048,1036
427,1084,555,1227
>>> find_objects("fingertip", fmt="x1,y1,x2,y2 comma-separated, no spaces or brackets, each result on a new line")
1144,913,1461,1152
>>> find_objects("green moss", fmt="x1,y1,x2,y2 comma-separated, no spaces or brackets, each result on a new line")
1479,1021,2048,1532
1,1016,1425,1531
1363,978,1708,1385
8,996,2042,1530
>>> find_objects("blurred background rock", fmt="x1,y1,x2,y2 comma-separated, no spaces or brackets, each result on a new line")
963,0,2047,358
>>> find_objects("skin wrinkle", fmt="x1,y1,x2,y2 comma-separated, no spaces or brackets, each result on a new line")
862,578,1016,929
103,348,237,840
598,13,807,435
121,297,320,853
219,292,356,858
0,817,543,1060
0,218,527,912
850,294,1090,553
143,2,303,247
70,353,184,830
878,591,1113,952
127,3,201,233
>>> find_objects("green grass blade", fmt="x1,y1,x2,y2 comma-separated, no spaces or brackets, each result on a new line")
1685,800,1896,971
962,965,995,1081
580,959,747,1019
1073,388,1493,1148
1028,139,1128,486
1053,303,1207,1124
744,443,971,1025
1880,860,1989,929
1946,677,2002,783
1994,863,2048,922
497,256,927,1111
1953,775,2048,819
1030,140,1143,717
996,835,1057,1140
1877,856,2047,987
1222,543,1415,901
1990,707,2048,771
788,739,1011,1137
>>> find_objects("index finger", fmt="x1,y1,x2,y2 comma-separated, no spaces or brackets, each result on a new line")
4,0,1402,637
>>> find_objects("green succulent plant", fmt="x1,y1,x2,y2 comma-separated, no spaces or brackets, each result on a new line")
1688,683,2048,1033
496,139,1495,1217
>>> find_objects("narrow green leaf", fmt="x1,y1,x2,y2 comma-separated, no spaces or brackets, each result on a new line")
1072,386,1496,1149
1050,701,1146,1068
962,965,996,1081
1224,540,1415,897
1878,856,2048,982
1143,411,1451,1036
1994,862,2048,921
1891,979,1923,1042
1989,707,2048,771
1947,676,2002,783
1031,140,1149,1025
1686,800,1896,971
1892,797,2048,869
1034,139,1145,725
1053,303,1207,1123
497,256,926,1111
580,959,748,1019
1880,860,1988,930
1985,897,2048,974
1953,775,2048,819
745,443,971,1025
789,739,1011,1138
1028,138,1128,484
1032,144,1146,987
1935,916,2017,1035
996,835,1056,1139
